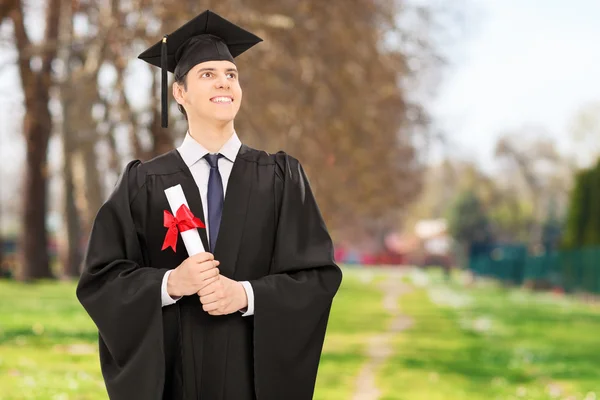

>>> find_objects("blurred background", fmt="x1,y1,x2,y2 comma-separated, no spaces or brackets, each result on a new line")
1,0,600,399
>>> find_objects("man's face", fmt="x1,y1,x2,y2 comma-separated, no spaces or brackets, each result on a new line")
174,60,242,123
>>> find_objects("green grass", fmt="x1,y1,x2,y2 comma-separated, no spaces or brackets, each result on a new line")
315,268,390,399
379,269,600,400
0,269,388,400
2,268,600,399
0,280,104,400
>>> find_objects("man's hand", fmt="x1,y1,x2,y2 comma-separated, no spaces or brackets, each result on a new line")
198,274,248,316
167,252,220,297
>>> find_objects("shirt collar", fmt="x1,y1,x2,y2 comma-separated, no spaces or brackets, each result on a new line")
177,131,242,167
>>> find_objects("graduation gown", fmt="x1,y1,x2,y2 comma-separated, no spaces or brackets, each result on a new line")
76,144,343,400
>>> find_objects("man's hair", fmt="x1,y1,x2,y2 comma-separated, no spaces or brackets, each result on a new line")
174,74,188,120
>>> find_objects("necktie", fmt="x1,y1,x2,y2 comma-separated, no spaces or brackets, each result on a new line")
204,153,224,253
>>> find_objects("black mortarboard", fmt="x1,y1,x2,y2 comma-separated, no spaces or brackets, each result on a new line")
138,10,263,127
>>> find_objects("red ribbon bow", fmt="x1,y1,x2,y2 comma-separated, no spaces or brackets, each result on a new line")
161,204,205,252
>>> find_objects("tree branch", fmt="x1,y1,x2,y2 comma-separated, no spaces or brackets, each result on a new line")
10,0,32,94
0,0,17,23
41,0,62,76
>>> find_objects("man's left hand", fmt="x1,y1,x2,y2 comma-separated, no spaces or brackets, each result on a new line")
198,275,248,316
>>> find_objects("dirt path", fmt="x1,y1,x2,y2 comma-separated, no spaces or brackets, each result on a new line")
352,270,414,400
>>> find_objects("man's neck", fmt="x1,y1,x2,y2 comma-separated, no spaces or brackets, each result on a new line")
187,118,235,153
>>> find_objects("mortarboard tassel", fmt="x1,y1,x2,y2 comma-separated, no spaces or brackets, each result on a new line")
161,35,168,128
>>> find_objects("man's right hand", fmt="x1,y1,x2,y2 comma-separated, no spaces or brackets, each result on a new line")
167,252,220,297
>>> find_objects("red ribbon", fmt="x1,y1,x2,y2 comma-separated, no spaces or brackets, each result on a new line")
161,204,205,252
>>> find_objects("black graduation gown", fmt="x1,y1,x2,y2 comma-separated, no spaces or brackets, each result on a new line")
76,144,343,400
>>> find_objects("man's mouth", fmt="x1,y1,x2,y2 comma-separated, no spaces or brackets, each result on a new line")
210,96,233,104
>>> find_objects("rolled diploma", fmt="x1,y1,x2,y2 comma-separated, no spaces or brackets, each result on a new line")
164,184,205,256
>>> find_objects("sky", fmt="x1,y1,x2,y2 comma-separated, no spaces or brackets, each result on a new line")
430,0,600,169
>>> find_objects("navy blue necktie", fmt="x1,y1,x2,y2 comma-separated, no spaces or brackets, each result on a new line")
205,153,224,253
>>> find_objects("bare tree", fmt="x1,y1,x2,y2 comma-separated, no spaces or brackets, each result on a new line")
569,101,600,169
494,128,574,245
8,0,61,280
55,0,83,278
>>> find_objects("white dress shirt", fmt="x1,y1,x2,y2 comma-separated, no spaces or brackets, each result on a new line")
160,131,254,316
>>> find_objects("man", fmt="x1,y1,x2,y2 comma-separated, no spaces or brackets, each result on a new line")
76,9,342,400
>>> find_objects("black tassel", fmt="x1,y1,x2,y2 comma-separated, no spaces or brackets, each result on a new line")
161,35,168,128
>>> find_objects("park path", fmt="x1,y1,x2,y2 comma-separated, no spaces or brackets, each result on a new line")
352,269,414,400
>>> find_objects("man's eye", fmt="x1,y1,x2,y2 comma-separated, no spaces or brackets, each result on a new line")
227,73,237,79
202,72,212,78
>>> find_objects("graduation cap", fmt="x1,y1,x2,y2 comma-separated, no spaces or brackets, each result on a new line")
138,10,263,127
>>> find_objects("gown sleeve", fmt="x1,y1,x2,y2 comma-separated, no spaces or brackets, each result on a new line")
250,153,343,400
76,160,168,400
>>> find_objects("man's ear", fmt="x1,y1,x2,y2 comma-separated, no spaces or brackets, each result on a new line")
173,82,185,105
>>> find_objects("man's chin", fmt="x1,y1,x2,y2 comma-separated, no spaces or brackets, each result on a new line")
212,113,238,123
195,113,237,124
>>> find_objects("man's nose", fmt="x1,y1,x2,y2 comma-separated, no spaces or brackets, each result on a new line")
215,75,230,89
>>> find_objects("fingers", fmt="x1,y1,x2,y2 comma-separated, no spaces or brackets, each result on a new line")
198,275,219,291
190,252,214,263
195,259,220,273
202,300,222,312
202,298,231,315
188,266,219,295
198,277,221,297
198,266,219,282
199,292,220,305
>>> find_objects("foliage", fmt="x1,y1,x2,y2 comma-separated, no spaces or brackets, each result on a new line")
563,158,600,249
447,190,493,248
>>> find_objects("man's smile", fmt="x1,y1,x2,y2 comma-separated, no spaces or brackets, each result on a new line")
210,96,234,104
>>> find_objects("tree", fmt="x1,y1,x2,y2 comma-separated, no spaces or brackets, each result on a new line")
7,0,61,280
104,0,453,245
541,197,563,253
494,128,574,246
563,159,600,248
175,1,448,240
569,101,600,169
447,190,493,249
55,0,83,278
56,0,155,276
3,0,460,278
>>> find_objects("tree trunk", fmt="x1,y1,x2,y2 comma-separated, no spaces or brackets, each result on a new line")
11,0,60,280
0,0,17,22
61,94,83,277
78,83,104,229
65,73,105,236
17,112,53,280
56,0,83,278
81,138,104,231
61,148,82,278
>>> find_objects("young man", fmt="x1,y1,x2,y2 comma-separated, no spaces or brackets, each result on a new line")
76,10,342,400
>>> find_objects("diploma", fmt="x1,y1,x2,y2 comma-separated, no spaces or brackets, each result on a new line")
164,184,205,255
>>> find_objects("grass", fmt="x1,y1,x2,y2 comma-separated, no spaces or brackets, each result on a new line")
1,268,600,399
0,281,104,400
0,268,388,400
379,269,600,400
315,267,391,399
